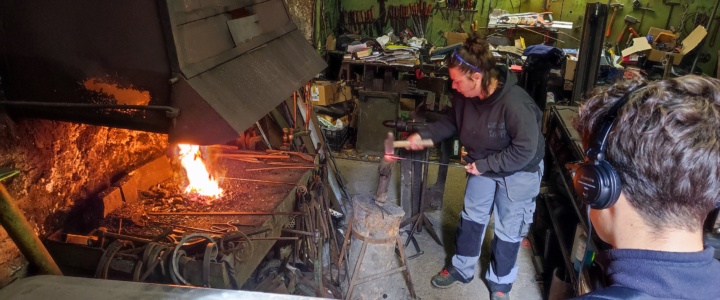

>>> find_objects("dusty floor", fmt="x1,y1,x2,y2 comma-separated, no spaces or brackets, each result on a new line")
335,157,543,300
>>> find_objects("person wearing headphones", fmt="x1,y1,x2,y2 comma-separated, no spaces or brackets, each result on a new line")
571,75,720,299
405,35,544,300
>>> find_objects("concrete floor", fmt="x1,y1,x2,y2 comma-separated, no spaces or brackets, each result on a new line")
334,157,543,300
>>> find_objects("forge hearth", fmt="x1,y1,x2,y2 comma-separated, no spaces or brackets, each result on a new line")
45,150,317,289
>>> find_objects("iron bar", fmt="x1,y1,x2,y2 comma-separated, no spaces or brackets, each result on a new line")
147,211,302,216
0,101,179,117
0,183,63,275
245,166,315,171
98,230,154,244
385,155,467,169
151,222,226,235
219,177,304,187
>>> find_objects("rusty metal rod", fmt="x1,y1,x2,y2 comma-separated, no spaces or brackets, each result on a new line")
249,237,299,241
245,166,315,172
218,154,291,159
98,230,154,244
243,226,273,236
0,183,63,275
267,162,315,166
218,177,303,187
151,222,226,235
147,211,302,216
223,226,272,241
282,228,316,236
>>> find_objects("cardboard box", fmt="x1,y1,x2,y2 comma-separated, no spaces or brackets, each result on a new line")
624,26,707,65
335,85,353,103
445,32,469,46
312,81,354,105
564,59,577,81
311,81,337,106
399,97,415,112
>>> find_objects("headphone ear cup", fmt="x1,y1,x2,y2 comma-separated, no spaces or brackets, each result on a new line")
594,160,622,209
573,161,622,209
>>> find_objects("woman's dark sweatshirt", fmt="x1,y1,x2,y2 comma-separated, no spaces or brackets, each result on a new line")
419,65,545,176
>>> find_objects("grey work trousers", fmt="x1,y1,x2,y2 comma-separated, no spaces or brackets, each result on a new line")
450,161,543,293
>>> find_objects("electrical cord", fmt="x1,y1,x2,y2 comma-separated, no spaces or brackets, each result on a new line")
576,205,593,296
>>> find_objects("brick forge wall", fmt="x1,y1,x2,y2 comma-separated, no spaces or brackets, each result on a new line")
0,118,166,288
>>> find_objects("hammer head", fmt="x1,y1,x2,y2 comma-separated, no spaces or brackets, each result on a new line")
384,132,395,156
610,3,624,9
625,15,638,24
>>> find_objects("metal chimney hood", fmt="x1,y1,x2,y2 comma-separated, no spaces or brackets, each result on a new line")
0,0,326,145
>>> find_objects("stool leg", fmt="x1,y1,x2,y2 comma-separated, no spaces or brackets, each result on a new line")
337,215,354,269
345,242,369,300
396,236,417,299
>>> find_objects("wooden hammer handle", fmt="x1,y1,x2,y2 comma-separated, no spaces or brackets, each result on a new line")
393,139,435,148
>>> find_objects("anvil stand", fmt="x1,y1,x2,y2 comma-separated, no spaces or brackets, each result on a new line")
398,149,443,259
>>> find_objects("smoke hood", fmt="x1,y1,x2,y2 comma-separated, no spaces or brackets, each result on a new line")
0,0,326,145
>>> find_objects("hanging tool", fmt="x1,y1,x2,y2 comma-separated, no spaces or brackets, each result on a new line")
432,0,446,20
711,17,720,47
633,1,655,34
606,3,624,37
663,0,681,30
456,14,466,33
616,15,638,52
424,2,433,37
387,6,393,33
628,27,640,39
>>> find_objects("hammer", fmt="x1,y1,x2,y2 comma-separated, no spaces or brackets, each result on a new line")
606,3,624,37
616,15,638,47
392,139,434,148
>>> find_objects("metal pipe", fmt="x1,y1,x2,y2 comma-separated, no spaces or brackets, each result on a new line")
97,230,154,244
0,183,62,275
147,211,302,216
0,101,179,118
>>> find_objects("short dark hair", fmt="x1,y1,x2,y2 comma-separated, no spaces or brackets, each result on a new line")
575,75,720,231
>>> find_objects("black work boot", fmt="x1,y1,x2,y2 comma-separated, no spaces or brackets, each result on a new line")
491,291,510,300
430,267,471,289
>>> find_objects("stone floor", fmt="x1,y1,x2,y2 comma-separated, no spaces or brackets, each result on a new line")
334,157,543,300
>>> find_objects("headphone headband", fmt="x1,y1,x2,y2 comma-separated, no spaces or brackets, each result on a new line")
587,83,647,161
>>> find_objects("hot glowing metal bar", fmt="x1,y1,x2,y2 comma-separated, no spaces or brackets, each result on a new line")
383,155,467,169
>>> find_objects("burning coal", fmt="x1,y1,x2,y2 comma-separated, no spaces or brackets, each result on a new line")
177,144,223,199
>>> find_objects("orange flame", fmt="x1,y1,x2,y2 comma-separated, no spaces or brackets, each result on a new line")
177,144,223,198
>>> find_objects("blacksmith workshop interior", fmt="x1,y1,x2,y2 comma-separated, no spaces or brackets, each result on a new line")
1,0,719,299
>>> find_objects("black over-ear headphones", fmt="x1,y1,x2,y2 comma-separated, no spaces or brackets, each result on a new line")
573,84,646,209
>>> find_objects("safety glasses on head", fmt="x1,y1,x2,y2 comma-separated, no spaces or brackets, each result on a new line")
452,50,482,74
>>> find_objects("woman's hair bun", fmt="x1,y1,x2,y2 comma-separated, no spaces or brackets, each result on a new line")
465,34,488,57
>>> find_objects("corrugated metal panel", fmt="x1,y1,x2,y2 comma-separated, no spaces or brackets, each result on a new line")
170,30,325,144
